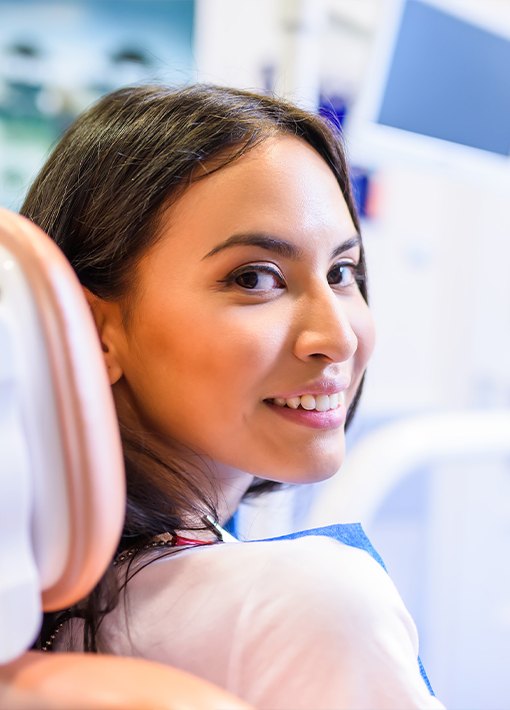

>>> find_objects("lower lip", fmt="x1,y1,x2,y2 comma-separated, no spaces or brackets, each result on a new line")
264,401,347,430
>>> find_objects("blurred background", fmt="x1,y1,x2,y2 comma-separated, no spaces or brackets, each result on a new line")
1,1,509,708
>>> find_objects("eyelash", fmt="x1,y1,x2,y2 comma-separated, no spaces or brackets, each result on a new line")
220,261,363,293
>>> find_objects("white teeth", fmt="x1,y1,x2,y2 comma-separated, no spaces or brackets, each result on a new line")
315,395,330,412
300,394,316,410
271,392,345,412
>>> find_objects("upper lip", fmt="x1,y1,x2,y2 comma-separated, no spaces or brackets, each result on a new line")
267,378,351,400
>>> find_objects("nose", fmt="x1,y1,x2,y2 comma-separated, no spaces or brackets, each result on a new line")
292,284,358,364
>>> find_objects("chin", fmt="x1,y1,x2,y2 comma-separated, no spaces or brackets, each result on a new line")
298,464,343,484
265,452,345,485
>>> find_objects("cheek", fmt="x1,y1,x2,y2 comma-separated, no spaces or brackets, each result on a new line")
201,316,287,393
149,306,288,399
352,300,376,380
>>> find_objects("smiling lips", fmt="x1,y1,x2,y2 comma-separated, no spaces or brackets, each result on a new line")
267,392,346,412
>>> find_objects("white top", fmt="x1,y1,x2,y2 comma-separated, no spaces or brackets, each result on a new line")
61,536,445,710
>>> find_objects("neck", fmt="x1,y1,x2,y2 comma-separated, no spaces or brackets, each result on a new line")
212,464,255,525
112,390,254,530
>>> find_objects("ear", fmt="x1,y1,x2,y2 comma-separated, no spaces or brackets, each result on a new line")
83,288,125,385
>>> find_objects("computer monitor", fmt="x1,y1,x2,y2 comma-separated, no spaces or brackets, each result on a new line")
344,0,510,183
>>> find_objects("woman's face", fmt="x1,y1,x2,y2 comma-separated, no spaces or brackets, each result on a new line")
111,136,375,488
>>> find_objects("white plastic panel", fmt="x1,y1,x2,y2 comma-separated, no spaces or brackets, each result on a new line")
0,311,40,662
0,243,69,661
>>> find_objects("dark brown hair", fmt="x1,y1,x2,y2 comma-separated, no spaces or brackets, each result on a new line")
21,83,368,650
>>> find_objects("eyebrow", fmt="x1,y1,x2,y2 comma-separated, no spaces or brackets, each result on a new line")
202,232,361,261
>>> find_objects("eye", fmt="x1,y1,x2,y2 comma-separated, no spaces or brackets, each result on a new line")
227,264,285,291
327,262,359,288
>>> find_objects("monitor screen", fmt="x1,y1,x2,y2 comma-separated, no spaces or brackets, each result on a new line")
379,0,510,156
345,0,510,176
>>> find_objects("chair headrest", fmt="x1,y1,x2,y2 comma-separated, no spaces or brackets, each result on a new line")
0,209,125,663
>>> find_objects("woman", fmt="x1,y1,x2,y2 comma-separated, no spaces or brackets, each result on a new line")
22,84,444,709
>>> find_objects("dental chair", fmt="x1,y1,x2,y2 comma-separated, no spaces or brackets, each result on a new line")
0,208,249,709
301,409,510,709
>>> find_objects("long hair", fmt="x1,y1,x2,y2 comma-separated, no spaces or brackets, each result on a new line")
21,83,368,651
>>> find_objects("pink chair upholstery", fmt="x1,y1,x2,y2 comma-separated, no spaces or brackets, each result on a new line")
0,208,250,709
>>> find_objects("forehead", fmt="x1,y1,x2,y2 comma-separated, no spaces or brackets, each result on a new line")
156,135,356,258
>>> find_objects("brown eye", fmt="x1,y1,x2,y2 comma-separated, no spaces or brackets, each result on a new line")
327,263,357,287
235,271,260,289
231,265,285,291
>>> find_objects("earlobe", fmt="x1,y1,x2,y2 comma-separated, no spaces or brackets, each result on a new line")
82,287,124,385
